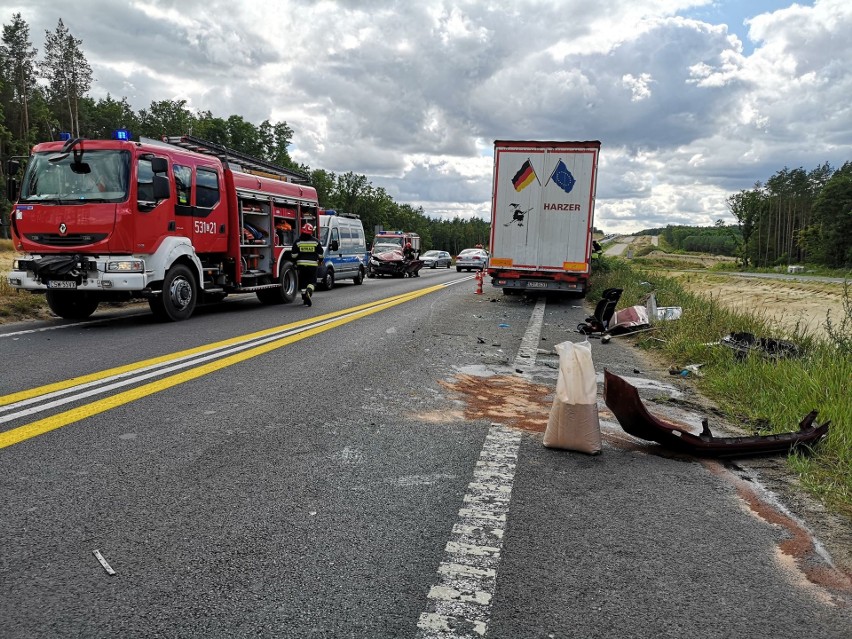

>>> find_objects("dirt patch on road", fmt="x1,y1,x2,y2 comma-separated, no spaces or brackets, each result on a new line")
669,272,847,338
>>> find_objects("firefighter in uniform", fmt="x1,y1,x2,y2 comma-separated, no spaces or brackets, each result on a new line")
402,241,419,277
291,223,323,306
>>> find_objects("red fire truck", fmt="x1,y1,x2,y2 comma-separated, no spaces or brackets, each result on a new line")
5,134,319,321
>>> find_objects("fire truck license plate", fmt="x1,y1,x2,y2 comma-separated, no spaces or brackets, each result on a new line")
48,281,77,289
527,282,547,288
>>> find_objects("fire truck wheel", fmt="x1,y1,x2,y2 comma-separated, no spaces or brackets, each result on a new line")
46,290,100,320
151,264,197,321
257,262,297,304
321,268,334,291
353,267,364,285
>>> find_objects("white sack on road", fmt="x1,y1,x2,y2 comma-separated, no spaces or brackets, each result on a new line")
543,340,602,455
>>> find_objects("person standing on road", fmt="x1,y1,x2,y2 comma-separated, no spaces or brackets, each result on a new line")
402,241,420,278
292,223,323,306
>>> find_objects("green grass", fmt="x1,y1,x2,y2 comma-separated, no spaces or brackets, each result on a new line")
0,240,49,320
590,257,852,516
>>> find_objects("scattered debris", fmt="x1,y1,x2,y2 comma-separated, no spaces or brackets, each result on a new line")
498,323,510,328
577,288,622,336
644,291,682,322
609,305,650,333
477,337,486,344
720,332,802,361
93,549,116,576
669,364,704,378
603,370,829,457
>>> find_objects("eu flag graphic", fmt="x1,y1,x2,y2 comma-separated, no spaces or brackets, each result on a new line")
550,159,576,193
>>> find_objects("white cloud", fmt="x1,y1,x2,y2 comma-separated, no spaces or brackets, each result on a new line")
10,0,852,233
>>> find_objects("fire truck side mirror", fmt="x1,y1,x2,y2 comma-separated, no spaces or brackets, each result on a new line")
5,159,20,202
152,175,171,200
151,157,168,174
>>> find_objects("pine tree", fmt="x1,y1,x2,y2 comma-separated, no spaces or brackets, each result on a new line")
40,18,92,138
1,13,38,144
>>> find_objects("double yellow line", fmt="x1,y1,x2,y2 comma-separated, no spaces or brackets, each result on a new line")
0,284,447,449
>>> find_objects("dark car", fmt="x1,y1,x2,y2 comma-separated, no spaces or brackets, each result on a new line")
455,248,489,272
421,250,452,269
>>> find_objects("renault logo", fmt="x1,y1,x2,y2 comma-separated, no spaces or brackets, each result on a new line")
59,223,67,235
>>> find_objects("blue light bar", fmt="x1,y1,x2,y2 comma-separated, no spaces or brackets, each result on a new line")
112,128,132,141
58,132,72,141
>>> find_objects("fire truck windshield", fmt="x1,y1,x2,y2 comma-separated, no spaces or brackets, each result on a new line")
20,150,130,203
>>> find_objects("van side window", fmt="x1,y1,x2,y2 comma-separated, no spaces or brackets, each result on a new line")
341,227,353,248
174,164,192,205
196,168,220,208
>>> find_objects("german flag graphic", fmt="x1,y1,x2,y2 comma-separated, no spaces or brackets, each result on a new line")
511,159,537,192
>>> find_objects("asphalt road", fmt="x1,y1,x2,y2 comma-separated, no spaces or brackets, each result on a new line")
1,268,850,638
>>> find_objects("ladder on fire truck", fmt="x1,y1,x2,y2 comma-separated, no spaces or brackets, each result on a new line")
161,134,309,184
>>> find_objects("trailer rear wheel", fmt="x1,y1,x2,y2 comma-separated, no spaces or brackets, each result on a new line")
46,290,99,320
150,264,197,321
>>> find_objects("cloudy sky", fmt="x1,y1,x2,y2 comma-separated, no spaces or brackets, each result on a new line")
8,0,852,232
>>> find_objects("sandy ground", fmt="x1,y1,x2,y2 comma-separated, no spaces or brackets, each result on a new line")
603,237,846,338
670,272,847,338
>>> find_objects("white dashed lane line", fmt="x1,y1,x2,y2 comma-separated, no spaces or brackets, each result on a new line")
416,298,546,638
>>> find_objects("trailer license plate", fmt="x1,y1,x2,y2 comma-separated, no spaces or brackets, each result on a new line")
527,282,547,288
48,280,77,289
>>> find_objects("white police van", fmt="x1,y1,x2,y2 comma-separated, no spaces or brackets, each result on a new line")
317,211,368,289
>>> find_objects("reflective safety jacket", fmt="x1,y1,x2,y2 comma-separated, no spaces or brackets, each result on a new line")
291,235,323,267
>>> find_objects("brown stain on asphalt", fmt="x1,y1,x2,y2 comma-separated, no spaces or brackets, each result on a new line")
438,374,552,432
442,373,852,603
703,460,852,600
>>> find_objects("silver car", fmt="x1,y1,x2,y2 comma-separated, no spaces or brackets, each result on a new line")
455,248,489,272
421,250,453,268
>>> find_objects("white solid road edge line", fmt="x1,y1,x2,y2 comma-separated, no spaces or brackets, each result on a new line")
415,298,546,638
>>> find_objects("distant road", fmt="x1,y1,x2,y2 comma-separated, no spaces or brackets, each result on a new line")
604,237,846,284
691,270,849,285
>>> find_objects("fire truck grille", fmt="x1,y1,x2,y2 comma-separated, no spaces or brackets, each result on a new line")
24,233,108,247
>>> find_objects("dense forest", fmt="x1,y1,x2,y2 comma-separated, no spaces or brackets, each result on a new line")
1,13,848,266
727,164,852,268
626,163,851,269
0,14,490,252
637,223,741,256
